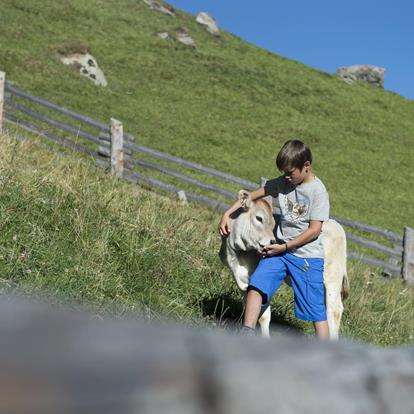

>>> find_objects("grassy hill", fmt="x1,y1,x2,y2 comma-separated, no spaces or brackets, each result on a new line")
1,0,414,234
1,1,414,345
0,130,413,346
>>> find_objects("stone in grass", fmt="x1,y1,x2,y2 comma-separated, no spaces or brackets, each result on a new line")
196,12,220,36
143,0,175,17
157,32,172,40
336,64,385,88
60,53,108,87
175,30,196,48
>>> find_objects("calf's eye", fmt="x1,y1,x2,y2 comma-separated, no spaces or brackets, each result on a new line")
256,216,263,223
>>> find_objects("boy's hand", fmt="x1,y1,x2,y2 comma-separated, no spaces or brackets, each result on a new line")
259,243,286,257
218,213,231,236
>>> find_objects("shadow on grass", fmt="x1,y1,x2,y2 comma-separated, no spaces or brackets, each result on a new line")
199,293,303,336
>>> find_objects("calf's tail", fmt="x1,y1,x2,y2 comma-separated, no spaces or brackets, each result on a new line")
341,272,350,300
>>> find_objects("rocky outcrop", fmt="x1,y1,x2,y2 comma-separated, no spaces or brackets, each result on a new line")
336,65,385,88
157,29,196,48
196,12,220,36
175,29,196,48
143,0,175,16
60,53,107,86
157,32,171,40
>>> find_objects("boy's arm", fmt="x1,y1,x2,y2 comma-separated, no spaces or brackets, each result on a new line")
284,220,322,250
261,220,322,256
218,187,267,236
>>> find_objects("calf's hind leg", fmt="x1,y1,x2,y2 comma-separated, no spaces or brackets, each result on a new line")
258,305,271,337
325,285,342,340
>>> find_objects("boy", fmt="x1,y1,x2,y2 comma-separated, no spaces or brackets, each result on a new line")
218,140,330,338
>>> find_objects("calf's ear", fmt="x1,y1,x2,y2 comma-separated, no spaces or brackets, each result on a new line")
238,190,252,210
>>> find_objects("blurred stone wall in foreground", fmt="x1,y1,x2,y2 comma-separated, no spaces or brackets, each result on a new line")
0,299,413,414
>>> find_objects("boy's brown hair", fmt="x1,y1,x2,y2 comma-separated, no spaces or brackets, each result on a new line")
276,140,312,171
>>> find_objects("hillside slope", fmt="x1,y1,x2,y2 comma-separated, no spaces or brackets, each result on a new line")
1,0,413,232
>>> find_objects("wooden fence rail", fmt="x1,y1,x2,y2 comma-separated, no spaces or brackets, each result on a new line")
124,140,258,190
129,157,238,199
331,215,403,244
1,71,413,283
7,99,103,146
5,111,99,159
5,80,111,131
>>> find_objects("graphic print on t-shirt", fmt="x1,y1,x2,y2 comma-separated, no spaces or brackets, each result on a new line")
280,194,309,223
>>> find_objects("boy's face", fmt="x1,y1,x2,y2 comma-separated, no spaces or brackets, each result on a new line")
282,161,311,185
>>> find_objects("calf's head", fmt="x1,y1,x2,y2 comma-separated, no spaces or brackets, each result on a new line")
232,190,276,251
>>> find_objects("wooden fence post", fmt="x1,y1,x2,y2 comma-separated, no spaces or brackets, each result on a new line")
177,190,188,205
0,71,5,133
402,227,414,286
110,118,124,178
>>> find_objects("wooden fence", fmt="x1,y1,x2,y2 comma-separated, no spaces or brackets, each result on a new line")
0,70,413,284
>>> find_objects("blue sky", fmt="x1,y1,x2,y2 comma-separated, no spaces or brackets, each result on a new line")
169,1,414,100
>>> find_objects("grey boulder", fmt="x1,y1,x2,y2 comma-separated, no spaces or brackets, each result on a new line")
336,64,385,88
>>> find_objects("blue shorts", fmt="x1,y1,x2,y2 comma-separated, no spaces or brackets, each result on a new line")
248,252,327,322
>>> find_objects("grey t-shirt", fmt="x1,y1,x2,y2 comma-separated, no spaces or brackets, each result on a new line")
264,176,330,258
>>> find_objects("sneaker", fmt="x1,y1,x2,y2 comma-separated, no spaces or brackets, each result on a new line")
240,325,256,337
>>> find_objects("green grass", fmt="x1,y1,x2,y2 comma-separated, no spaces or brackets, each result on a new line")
0,130,413,346
0,0,413,235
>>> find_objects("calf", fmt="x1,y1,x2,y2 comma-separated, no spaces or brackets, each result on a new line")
219,190,349,339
